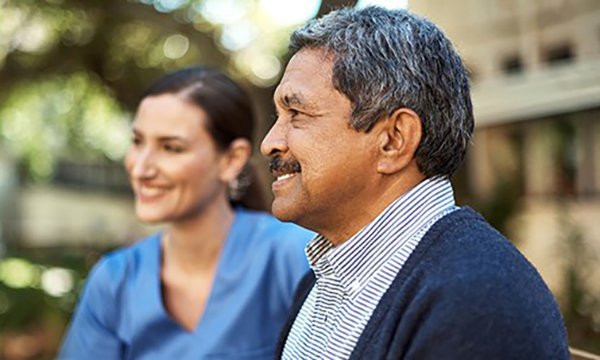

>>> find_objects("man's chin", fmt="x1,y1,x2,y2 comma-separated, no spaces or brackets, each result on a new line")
271,197,301,224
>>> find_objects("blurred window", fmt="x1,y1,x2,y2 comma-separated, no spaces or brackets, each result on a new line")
552,118,577,197
544,43,574,65
501,55,523,75
53,160,131,194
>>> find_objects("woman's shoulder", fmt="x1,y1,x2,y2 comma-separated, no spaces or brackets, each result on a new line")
61,236,162,351
232,208,313,270
88,233,161,289
237,208,314,242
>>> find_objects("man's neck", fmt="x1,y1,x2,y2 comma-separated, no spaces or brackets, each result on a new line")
317,172,426,245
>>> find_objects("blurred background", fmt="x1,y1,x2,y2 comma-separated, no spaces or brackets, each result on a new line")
0,0,598,358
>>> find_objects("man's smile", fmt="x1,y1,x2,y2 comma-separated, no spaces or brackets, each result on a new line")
277,173,298,181
269,156,302,179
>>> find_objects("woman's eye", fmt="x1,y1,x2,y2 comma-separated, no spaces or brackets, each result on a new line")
131,136,142,146
164,144,184,153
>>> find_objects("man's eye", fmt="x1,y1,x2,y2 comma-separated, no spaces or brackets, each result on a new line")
290,109,308,120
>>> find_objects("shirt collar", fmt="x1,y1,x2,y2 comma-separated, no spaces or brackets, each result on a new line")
305,178,456,294
305,234,334,277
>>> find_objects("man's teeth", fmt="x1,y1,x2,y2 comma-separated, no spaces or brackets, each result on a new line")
277,173,297,181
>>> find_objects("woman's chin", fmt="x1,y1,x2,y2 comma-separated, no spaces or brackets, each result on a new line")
135,210,168,224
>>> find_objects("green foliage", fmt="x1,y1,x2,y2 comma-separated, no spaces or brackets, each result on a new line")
0,244,109,328
477,178,521,236
0,73,130,180
0,245,107,359
558,213,600,353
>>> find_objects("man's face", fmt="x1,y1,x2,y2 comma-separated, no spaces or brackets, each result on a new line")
261,48,380,236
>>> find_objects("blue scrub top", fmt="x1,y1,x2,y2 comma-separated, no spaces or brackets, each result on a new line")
59,208,313,359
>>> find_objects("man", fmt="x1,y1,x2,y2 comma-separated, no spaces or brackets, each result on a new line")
260,6,569,360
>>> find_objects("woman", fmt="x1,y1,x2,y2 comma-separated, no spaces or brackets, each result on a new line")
59,68,313,359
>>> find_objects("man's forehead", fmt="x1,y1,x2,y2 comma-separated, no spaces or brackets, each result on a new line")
283,48,334,81
274,49,337,106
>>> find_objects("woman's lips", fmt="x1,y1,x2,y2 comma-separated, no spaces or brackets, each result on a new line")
136,185,169,201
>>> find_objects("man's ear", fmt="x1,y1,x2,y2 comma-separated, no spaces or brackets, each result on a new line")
376,108,422,175
220,138,252,182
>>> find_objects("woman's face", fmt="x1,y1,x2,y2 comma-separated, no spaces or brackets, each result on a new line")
125,94,229,224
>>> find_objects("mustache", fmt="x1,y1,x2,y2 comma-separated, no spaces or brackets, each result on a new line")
269,156,301,174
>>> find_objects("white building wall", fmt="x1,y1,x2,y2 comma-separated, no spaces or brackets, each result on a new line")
17,185,153,247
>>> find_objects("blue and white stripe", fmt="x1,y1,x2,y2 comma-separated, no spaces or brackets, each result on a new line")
282,178,457,360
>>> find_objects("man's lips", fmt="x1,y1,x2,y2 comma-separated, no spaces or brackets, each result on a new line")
269,157,301,178
276,173,297,181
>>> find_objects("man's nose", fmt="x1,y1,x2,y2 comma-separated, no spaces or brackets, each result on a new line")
260,118,288,158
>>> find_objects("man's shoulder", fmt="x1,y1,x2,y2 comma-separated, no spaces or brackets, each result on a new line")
355,207,569,359
402,207,545,292
416,207,526,268
380,205,563,327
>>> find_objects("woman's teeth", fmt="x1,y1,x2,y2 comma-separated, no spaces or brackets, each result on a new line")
140,186,166,196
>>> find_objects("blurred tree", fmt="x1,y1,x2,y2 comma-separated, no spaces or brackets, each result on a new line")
0,0,227,180
0,0,356,181
0,0,226,110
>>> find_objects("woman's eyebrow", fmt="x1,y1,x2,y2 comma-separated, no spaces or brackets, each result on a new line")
131,128,189,142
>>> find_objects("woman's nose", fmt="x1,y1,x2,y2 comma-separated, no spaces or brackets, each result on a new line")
126,149,158,179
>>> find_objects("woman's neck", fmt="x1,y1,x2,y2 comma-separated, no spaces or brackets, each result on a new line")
163,201,235,273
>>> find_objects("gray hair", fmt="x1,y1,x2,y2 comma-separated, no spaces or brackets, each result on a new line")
289,6,474,178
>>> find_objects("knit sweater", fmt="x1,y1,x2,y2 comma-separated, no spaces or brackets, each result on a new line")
276,207,569,359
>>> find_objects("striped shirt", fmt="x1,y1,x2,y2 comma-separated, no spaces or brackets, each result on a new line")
281,178,457,360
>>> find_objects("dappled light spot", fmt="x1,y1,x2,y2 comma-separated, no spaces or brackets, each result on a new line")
220,21,258,51
259,0,320,26
41,267,74,297
0,258,39,289
163,34,189,59
198,0,249,25
251,55,281,84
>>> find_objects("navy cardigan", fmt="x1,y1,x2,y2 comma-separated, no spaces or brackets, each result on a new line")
276,207,569,359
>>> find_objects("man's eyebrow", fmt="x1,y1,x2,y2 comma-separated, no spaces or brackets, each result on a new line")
282,94,303,107
279,93,317,111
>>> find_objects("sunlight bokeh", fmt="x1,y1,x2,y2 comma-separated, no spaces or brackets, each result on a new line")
259,0,320,26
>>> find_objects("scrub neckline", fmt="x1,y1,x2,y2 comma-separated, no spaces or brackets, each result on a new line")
152,208,245,334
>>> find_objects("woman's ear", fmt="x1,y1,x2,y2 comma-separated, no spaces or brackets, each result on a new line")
219,138,252,182
376,108,422,175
